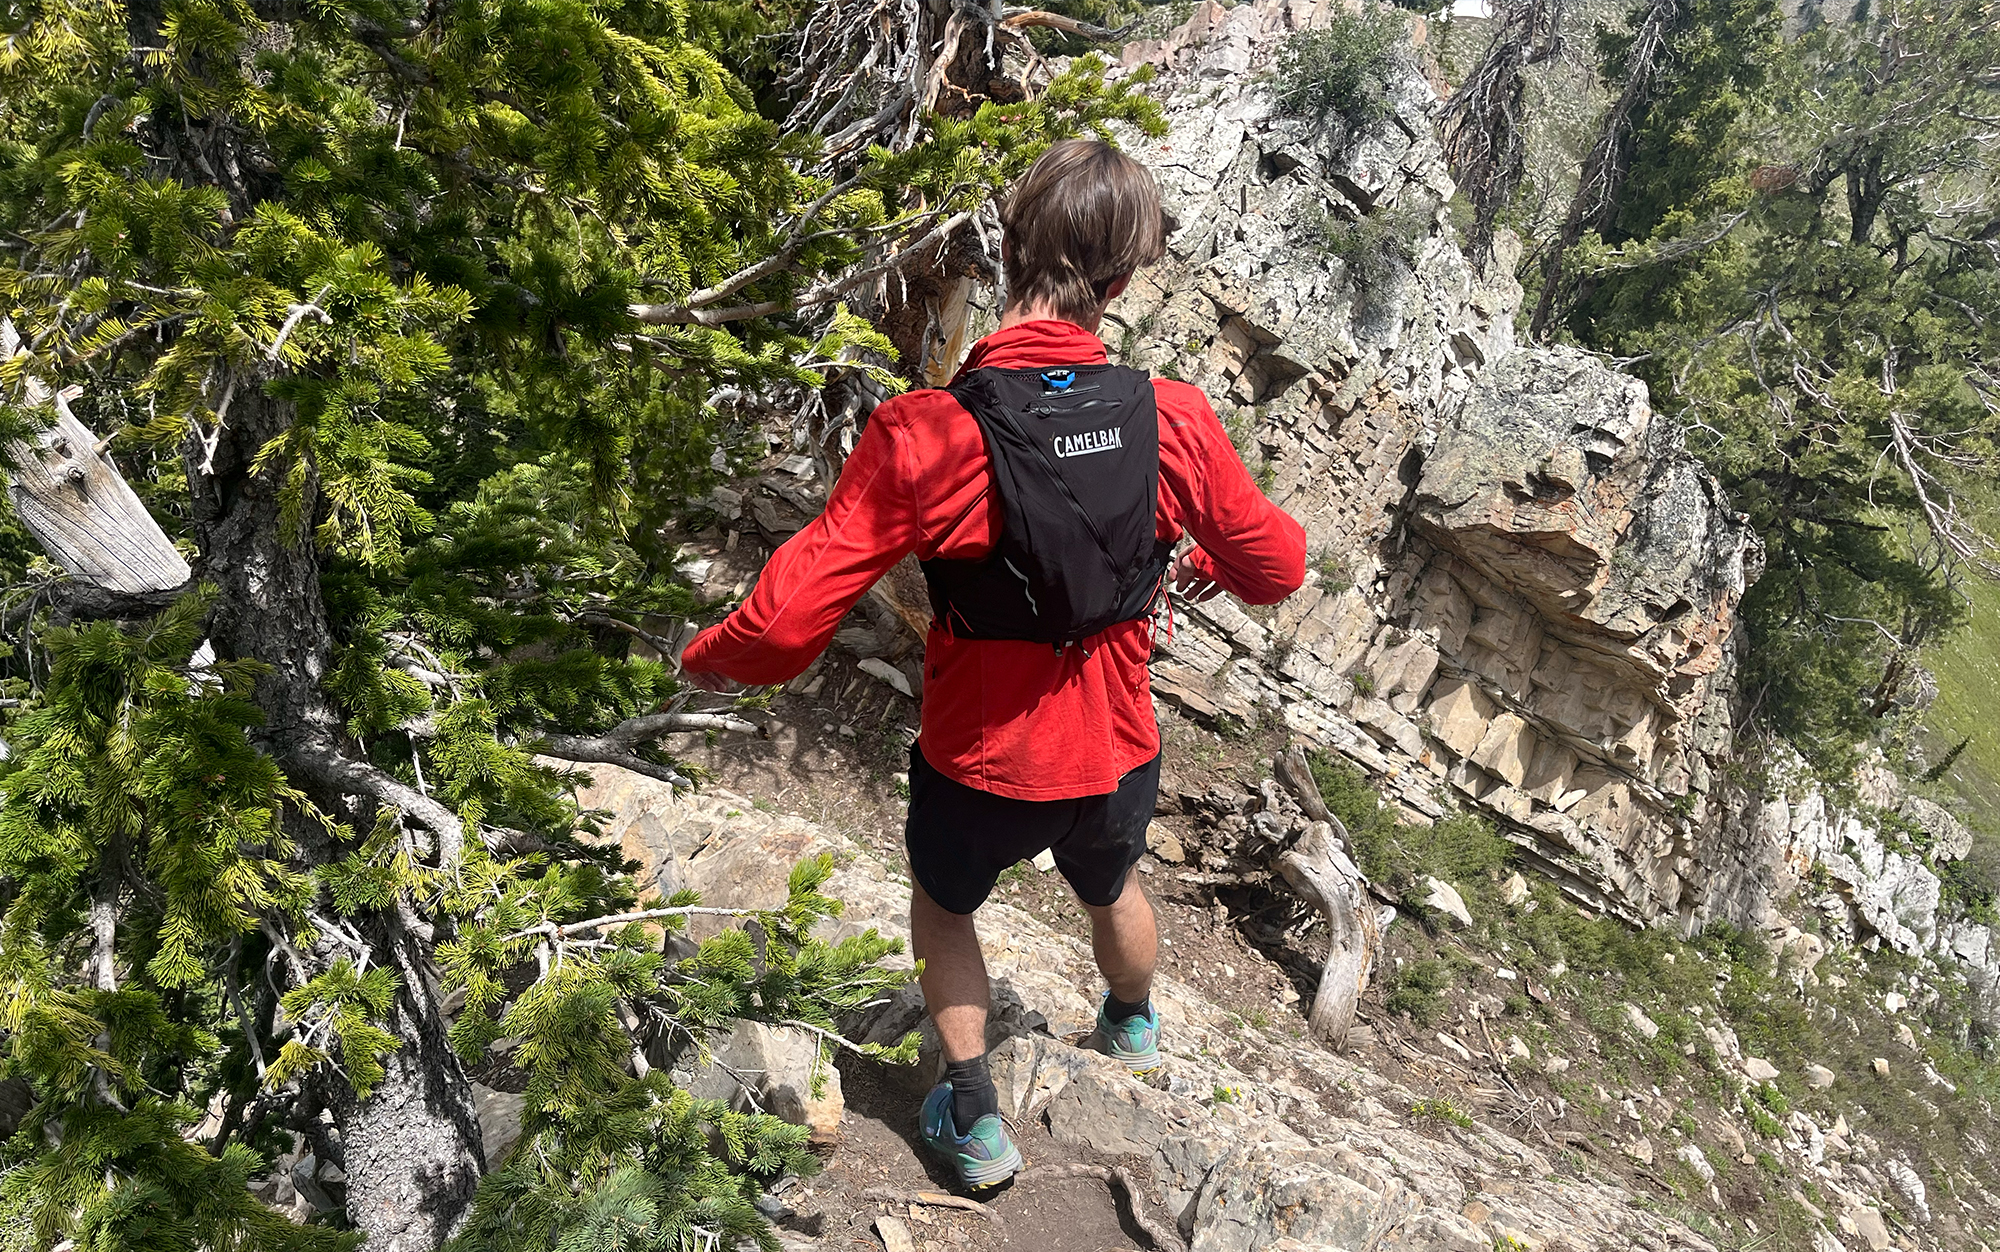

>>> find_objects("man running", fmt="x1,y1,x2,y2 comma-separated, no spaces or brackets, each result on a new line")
680,139,1306,1190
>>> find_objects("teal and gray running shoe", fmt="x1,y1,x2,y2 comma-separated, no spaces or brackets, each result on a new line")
918,1083,1022,1190
1084,992,1162,1074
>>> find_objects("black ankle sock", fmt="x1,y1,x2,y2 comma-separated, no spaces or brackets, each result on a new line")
945,1055,1000,1129
1104,991,1153,1023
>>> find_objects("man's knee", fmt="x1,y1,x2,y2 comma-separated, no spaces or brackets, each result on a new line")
1084,876,1148,919
913,881,979,927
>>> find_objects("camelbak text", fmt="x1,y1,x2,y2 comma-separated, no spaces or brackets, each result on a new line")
1051,427,1124,459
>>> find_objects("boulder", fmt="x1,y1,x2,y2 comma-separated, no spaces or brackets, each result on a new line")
1675,1143,1715,1183
1803,1064,1836,1090
1884,1158,1931,1225
472,1083,526,1166
1623,1003,1660,1040
1423,877,1473,927
685,1020,845,1145
1848,1205,1892,1251
1741,1056,1780,1083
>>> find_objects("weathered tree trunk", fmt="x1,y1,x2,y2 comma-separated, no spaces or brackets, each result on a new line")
1276,820,1381,1048
1273,747,1380,1050
1527,0,1679,341
0,320,190,598
189,365,485,1247
319,916,487,1248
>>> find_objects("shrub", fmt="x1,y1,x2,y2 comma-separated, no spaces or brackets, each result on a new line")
1271,11,1408,130
1312,199,1433,285
1307,751,1510,891
1751,1081,1790,1119
1742,1090,1785,1139
1939,827,2000,928
1409,1095,1474,1127
1399,811,1512,883
1311,198,1434,327
1385,958,1453,1024
1308,752,1404,881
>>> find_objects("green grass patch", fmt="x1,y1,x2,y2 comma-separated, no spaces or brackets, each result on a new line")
1921,491,2000,825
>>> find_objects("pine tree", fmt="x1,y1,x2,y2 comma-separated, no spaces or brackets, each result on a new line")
1529,0,2000,772
0,0,1162,1245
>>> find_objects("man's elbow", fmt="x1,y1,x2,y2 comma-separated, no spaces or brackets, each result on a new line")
1239,566,1305,606
1242,528,1308,606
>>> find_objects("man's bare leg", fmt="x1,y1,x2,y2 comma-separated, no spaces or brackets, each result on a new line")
910,882,991,1062
1082,877,1162,1071
910,881,1015,1150
1083,877,1157,1003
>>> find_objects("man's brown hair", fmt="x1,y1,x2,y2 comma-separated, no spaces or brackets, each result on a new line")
1000,139,1170,324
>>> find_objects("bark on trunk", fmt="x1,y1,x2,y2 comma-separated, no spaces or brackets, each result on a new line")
0,321,191,596
320,914,486,1249
188,365,484,1247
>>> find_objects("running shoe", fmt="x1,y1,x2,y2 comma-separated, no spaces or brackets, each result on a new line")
1084,992,1162,1074
918,1082,1022,1190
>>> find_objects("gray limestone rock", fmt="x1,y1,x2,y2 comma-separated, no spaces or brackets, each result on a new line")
471,1084,525,1167
1423,876,1473,927
581,771,1728,1252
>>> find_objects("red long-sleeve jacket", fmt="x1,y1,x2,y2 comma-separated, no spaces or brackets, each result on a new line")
681,319,1307,800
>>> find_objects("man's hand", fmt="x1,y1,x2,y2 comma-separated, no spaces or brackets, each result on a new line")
679,668,740,694
1169,550,1222,603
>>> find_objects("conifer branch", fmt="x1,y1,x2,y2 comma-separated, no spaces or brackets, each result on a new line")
535,744,692,789
286,737,471,864
224,939,269,1079
628,210,972,327
573,610,686,660
268,287,333,360
775,1017,881,1058
645,176,869,312
87,856,128,1113
538,710,762,788
502,904,757,944
997,8,1135,40
12,577,197,626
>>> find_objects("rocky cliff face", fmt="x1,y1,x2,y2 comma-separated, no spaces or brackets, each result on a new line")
1094,0,1759,934
1088,0,1997,1023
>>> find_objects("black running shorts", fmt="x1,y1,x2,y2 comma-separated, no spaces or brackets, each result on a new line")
904,742,1160,916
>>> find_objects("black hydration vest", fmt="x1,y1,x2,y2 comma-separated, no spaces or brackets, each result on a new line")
922,362,1175,648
